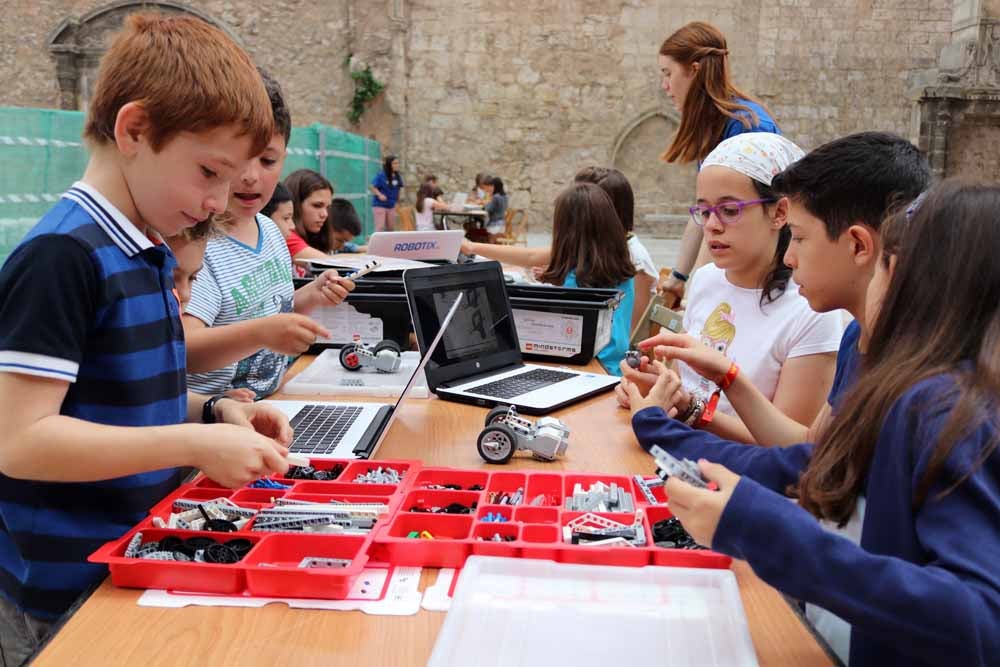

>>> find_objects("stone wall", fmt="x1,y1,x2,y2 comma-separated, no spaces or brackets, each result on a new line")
0,0,962,234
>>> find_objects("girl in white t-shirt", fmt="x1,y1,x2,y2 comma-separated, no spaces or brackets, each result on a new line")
414,182,449,231
620,133,843,443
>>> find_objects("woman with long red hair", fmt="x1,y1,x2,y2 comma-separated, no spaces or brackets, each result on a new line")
656,21,780,307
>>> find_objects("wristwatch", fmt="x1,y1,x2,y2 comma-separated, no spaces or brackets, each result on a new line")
201,394,229,424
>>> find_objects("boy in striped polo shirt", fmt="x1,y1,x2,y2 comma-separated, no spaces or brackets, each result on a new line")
0,15,296,663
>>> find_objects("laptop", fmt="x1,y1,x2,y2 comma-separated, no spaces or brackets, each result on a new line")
262,293,463,459
449,192,468,209
403,262,620,415
366,230,465,262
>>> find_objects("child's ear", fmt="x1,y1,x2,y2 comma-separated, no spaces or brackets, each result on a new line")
847,223,878,266
772,197,789,228
113,102,151,158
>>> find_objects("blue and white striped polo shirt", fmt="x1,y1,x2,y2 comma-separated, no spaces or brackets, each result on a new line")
0,181,186,619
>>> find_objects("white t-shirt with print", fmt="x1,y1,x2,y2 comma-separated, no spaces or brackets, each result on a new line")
415,198,437,231
680,263,844,416
628,234,658,293
186,214,295,397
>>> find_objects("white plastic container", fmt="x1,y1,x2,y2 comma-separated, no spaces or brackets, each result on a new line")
283,350,429,398
429,556,758,667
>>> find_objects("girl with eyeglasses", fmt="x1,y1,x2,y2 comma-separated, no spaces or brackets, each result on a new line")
617,133,843,444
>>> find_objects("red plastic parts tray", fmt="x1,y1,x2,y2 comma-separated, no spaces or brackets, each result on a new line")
91,459,731,600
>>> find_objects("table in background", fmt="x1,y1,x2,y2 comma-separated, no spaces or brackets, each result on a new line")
34,357,834,667
434,209,489,242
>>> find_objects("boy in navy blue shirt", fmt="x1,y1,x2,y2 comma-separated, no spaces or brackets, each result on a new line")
0,14,294,663
628,180,1000,667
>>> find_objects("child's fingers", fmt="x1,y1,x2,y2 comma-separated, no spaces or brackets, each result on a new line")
300,317,332,339
698,460,740,489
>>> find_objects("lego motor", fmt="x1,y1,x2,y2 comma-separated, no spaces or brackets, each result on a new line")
338,339,403,373
476,405,570,464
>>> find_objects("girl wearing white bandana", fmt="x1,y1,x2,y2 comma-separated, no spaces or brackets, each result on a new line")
619,133,845,444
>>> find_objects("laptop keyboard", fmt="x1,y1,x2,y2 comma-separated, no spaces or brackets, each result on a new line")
466,368,577,400
289,405,364,455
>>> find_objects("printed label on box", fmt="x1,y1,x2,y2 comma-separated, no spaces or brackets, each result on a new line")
594,309,612,351
312,304,384,344
512,309,583,357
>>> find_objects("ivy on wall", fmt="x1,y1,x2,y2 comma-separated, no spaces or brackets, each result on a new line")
347,56,385,124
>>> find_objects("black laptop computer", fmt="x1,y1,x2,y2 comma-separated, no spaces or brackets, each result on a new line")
403,261,619,415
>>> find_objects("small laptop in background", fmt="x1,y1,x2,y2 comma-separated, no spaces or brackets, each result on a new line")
366,230,465,262
403,262,619,415
449,192,468,209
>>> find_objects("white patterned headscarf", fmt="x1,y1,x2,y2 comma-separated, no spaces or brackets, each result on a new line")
701,133,805,186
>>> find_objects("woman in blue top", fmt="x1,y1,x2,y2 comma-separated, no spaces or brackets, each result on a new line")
538,182,635,375
370,155,404,231
626,180,1000,667
656,21,781,307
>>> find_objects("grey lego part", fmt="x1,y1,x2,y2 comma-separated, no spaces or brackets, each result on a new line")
633,475,660,505
649,445,709,489
354,466,403,484
171,499,258,518
298,557,352,569
124,533,143,559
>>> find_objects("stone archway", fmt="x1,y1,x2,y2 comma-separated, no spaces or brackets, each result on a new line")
48,1,239,111
611,107,696,237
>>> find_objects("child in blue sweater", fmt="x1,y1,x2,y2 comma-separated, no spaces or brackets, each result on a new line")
627,180,1000,667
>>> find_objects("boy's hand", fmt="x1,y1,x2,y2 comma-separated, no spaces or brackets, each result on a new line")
663,460,740,549
260,313,330,355
223,388,256,402
193,424,290,488
623,360,686,418
639,331,731,385
659,275,685,308
215,399,293,445
296,270,354,313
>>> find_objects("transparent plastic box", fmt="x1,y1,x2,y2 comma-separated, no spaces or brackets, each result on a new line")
429,556,758,667
282,349,429,397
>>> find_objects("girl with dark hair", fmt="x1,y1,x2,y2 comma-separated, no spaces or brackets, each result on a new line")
481,175,508,236
656,21,780,308
283,169,336,259
415,182,449,231
618,133,842,444
370,155,403,231
627,179,1000,667
541,183,636,374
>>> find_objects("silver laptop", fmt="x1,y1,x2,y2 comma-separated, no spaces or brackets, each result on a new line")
263,293,462,459
366,230,465,262
449,192,468,209
404,262,620,415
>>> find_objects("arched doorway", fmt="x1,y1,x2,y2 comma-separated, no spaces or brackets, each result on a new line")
48,1,238,111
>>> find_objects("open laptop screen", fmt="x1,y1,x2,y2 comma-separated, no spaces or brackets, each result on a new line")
404,262,522,389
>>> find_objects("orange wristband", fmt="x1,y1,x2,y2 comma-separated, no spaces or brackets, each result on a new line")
698,392,720,426
718,362,740,391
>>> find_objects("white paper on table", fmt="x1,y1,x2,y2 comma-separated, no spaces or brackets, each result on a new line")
298,254,434,273
137,566,422,616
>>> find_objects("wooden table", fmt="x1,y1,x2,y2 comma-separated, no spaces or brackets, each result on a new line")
35,358,833,666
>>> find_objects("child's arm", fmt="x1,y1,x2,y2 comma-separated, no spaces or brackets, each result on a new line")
183,314,330,374
0,373,290,487
625,370,813,492
290,244,329,261
293,270,355,315
637,331,832,445
460,241,551,268
369,184,387,202
674,401,1000,666
700,352,836,444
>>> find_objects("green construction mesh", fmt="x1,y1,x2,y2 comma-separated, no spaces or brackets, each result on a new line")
0,107,381,264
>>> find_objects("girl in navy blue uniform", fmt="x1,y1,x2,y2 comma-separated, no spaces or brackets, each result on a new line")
370,155,403,232
627,180,1000,666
